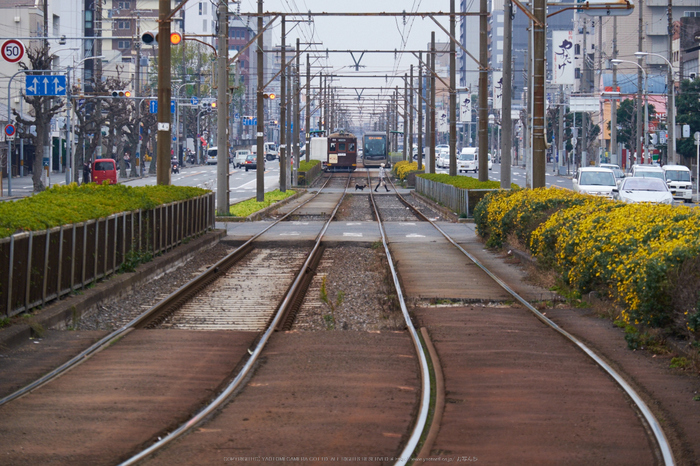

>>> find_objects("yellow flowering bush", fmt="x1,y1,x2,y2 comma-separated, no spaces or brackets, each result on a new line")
477,188,700,332
474,187,587,248
392,160,418,181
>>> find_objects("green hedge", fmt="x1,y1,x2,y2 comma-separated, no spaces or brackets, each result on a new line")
418,173,514,190
298,159,320,172
0,183,210,238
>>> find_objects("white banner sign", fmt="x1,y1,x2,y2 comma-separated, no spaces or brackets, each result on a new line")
492,71,503,110
459,92,471,123
552,30,575,85
570,96,600,112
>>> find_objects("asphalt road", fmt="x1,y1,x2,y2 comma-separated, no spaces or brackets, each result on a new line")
1,161,284,205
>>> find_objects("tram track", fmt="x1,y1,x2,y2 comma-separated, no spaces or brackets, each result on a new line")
378,173,675,465
0,175,338,407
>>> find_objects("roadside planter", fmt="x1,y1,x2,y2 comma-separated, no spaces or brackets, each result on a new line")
0,189,215,319
415,174,503,217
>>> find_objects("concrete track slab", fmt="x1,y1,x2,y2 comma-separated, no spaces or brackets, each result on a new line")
0,330,109,398
391,240,512,301
0,330,257,466
416,306,654,464
144,331,419,466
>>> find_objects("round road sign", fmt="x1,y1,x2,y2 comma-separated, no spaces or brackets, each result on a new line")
1,39,25,63
4,124,16,137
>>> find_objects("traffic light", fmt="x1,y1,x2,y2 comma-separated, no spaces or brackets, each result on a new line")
142,31,157,45
141,30,183,45
111,90,132,97
211,101,217,109
263,93,276,99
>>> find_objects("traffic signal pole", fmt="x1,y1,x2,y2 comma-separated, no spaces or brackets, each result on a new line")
256,0,265,202
156,0,172,185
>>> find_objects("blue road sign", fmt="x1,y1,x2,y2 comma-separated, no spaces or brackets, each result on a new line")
234,113,240,121
243,117,257,126
25,75,67,96
191,96,199,105
149,100,176,114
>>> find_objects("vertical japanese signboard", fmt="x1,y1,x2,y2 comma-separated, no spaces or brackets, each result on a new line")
552,30,575,85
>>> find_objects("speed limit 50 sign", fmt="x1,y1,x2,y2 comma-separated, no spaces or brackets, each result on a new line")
1,39,25,63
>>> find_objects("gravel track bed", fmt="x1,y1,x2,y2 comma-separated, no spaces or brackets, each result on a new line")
374,194,422,222
77,243,235,331
294,246,405,331
336,194,374,221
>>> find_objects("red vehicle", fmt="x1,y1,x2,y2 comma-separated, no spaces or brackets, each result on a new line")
92,158,118,185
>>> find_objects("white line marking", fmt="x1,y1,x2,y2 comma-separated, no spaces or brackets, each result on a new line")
343,232,363,237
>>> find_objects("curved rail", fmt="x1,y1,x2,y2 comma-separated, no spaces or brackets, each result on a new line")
387,176,675,466
367,170,431,466
0,177,337,408
118,173,353,465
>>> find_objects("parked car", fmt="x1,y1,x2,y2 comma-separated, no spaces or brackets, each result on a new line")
573,167,617,198
630,165,664,180
662,164,693,203
92,158,118,185
437,151,451,169
457,148,478,173
612,176,673,204
600,163,625,185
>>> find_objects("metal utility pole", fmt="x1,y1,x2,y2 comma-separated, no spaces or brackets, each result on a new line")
449,0,457,176
293,38,300,181
667,0,675,164
611,17,618,166
418,53,423,171
403,74,408,161
409,64,414,161
430,31,436,174
532,0,546,188
637,0,643,163
500,0,512,188
156,0,172,185
478,0,488,180
279,16,286,191
256,0,264,202
581,19,589,169
216,0,229,213
305,53,311,162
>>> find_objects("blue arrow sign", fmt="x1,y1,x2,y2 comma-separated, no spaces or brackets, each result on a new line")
25,75,66,96
149,100,176,114
191,96,199,105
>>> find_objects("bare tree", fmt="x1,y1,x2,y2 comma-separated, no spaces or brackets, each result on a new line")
13,46,64,192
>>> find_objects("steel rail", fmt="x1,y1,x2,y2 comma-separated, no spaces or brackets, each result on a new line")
387,178,675,466
367,170,431,466
0,177,335,408
119,173,353,466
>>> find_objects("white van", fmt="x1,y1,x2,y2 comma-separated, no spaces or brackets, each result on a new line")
457,147,478,173
206,147,218,165
232,149,251,168
662,164,693,202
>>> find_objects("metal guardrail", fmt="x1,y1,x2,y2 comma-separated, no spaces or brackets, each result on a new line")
415,177,497,217
0,193,215,319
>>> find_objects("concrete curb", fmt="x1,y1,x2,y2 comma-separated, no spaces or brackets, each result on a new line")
0,230,225,351
215,189,306,223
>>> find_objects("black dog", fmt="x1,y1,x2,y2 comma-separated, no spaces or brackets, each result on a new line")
355,184,367,191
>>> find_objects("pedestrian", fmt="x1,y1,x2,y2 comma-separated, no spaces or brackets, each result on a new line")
375,163,389,192
83,162,91,184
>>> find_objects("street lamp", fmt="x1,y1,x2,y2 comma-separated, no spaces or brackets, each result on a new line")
612,59,649,165
635,51,675,164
